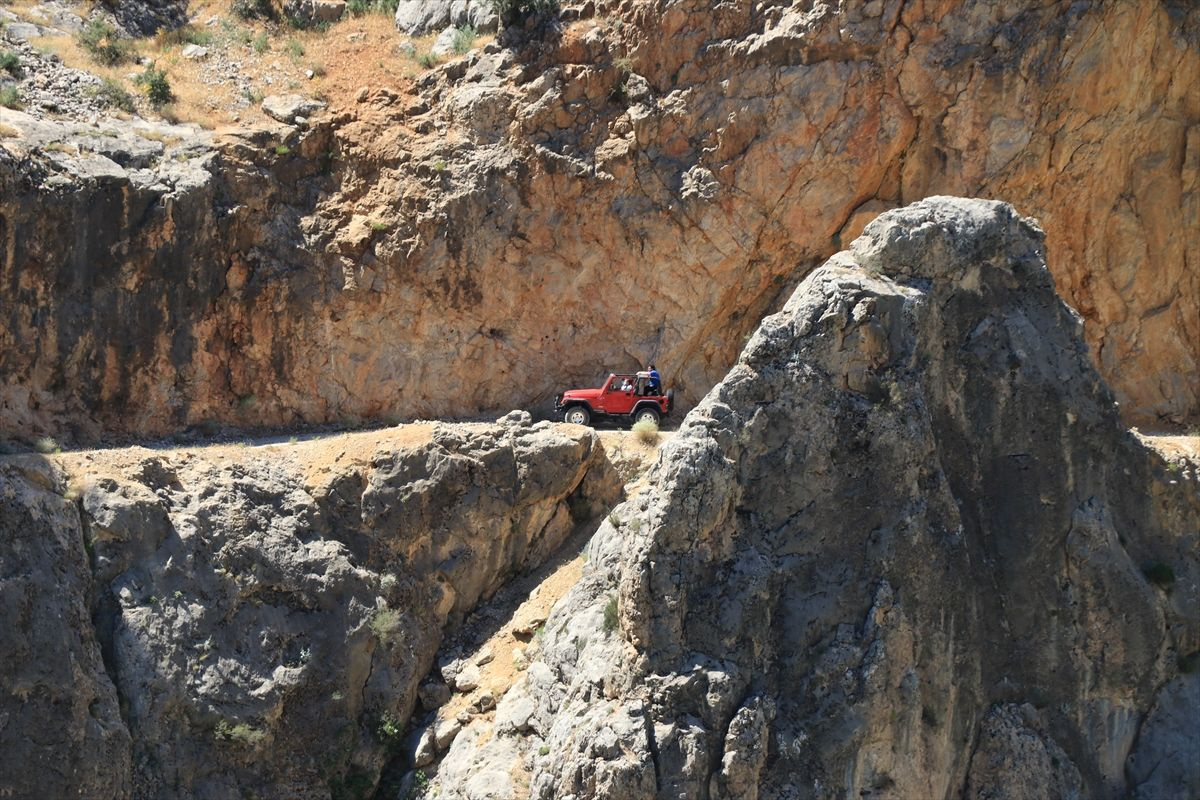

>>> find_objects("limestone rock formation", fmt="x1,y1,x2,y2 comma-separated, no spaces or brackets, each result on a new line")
0,416,621,799
434,198,1200,799
393,0,498,36
1,0,1196,444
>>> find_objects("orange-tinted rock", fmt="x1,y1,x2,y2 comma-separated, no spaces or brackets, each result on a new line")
0,0,1195,441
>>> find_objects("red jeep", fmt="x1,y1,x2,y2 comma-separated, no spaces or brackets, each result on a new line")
554,372,674,427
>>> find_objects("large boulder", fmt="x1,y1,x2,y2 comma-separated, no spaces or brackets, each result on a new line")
434,198,1200,799
393,0,497,35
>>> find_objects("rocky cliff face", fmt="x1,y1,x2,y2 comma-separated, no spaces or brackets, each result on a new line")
0,415,622,799
432,198,1200,799
2,0,1197,443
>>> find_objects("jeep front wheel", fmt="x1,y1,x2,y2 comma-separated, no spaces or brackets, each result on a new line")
633,407,660,426
564,406,591,426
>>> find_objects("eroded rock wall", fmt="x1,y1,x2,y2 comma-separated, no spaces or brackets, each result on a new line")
433,198,1200,799
1,0,1196,442
0,415,621,799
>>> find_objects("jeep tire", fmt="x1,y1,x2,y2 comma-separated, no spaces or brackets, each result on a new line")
564,406,591,426
633,407,660,426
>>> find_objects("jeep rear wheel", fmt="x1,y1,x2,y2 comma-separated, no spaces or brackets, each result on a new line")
564,406,591,426
633,407,660,426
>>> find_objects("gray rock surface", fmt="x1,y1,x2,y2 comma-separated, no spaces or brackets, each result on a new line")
0,417,622,799
0,459,131,799
261,93,326,124
434,198,1200,799
284,0,347,25
394,0,497,36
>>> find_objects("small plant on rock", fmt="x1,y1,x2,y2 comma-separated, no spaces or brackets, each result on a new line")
602,594,618,634
34,436,61,454
213,719,266,746
370,607,402,642
77,19,133,65
375,711,404,749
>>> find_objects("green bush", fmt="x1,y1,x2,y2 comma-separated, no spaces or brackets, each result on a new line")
91,78,136,112
252,31,269,54
0,50,21,77
135,65,173,108
0,86,20,109
452,24,477,54
77,19,133,65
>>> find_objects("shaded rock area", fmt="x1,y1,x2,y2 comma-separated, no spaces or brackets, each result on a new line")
0,416,623,799
1,0,1197,445
434,198,1200,799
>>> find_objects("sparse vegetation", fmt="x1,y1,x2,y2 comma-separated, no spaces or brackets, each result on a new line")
406,769,430,800
284,38,305,59
157,25,214,48
0,86,20,109
233,0,277,21
275,144,291,155
375,711,404,748
632,418,659,444
91,78,136,112
252,31,270,54
602,594,618,634
538,745,550,756
0,50,21,77
347,0,401,16
489,0,559,28
213,719,266,746
368,219,390,232
418,52,438,69
77,19,133,65
135,65,174,108
0,122,18,138
370,607,402,642
1143,562,1176,591
452,25,477,55
34,436,61,454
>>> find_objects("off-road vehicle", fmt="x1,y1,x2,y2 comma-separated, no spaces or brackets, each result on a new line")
554,372,674,427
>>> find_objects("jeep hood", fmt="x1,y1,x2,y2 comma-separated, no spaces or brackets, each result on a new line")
562,389,602,400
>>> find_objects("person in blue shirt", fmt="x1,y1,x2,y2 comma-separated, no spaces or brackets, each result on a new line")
647,364,661,395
